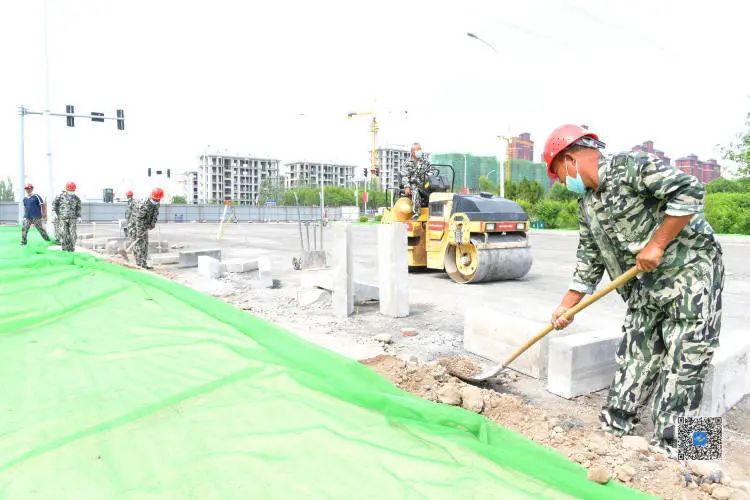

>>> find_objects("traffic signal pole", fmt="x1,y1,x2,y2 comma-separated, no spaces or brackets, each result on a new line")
16,105,125,225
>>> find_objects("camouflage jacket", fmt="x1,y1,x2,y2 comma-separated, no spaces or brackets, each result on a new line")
52,191,82,220
125,199,135,223
128,199,160,234
399,159,432,189
570,151,720,301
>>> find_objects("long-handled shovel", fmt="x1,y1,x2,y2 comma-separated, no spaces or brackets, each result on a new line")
451,266,641,384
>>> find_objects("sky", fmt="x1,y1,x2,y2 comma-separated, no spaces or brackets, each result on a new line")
0,0,748,199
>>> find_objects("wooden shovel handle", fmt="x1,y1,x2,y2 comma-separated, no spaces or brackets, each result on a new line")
501,266,641,368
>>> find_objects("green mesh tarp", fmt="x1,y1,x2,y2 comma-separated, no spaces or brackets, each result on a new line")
0,227,647,499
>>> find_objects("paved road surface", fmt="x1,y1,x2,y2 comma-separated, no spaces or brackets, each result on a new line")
83,222,749,344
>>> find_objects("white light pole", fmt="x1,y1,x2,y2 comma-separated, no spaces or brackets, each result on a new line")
467,33,505,198
43,0,54,233
18,106,26,224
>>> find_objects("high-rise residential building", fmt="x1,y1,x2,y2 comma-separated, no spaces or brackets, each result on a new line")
675,154,721,184
284,161,356,188
197,153,280,205
184,171,199,204
373,147,412,190
509,133,534,161
632,140,671,166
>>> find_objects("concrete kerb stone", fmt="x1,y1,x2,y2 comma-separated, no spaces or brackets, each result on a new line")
148,240,170,254
300,271,379,304
178,249,222,268
545,328,750,417
546,331,623,399
699,336,750,417
377,223,409,318
197,255,222,279
331,224,353,317
223,259,259,273
463,307,554,379
150,253,180,266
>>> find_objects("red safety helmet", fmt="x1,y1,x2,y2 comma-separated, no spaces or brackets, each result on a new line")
65,181,77,192
151,187,164,201
24,183,33,190
125,190,134,198
543,124,600,180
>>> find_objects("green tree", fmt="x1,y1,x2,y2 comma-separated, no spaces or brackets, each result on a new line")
516,178,544,204
478,175,497,194
0,177,14,201
171,195,187,204
722,111,750,177
547,182,579,201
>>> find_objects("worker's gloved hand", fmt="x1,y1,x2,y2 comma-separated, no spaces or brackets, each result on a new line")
551,305,574,330
404,187,411,196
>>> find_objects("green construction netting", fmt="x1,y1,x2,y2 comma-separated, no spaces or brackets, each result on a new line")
0,226,648,499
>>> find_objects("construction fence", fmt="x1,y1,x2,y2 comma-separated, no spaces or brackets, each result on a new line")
0,202,360,224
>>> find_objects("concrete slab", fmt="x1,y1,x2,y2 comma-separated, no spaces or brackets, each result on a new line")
331,224,353,318
700,336,750,417
178,248,222,268
464,307,554,379
377,223,409,318
198,255,221,279
546,331,623,399
224,259,259,273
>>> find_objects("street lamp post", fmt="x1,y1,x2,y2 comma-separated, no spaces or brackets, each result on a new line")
467,33,505,198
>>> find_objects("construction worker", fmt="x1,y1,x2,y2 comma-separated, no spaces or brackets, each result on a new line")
20,183,51,245
52,182,82,252
128,188,163,269
123,190,135,237
543,124,724,458
399,142,432,216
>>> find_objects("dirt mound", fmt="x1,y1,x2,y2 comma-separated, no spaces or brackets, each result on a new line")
361,354,748,500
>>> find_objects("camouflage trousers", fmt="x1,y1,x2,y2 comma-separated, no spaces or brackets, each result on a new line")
131,231,149,268
600,248,724,445
21,217,50,244
58,219,78,252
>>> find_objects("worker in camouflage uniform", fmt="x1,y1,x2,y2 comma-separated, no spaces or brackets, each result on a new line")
20,183,51,245
398,142,432,217
52,182,82,252
128,187,163,269
544,124,723,458
123,190,135,237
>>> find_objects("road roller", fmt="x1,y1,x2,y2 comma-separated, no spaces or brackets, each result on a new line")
381,164,532,284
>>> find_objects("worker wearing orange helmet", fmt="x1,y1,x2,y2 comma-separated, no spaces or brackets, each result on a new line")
127,188,163,268
543,124,724,458
123,190,135,237
51,182,82,252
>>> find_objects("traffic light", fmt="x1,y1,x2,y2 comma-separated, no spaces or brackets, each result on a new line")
167,169,171,179
66,105,75,127
116,109,125,130
148,168,152,177
363,168,368,177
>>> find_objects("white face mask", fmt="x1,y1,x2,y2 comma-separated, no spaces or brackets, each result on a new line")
415,150,424,159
